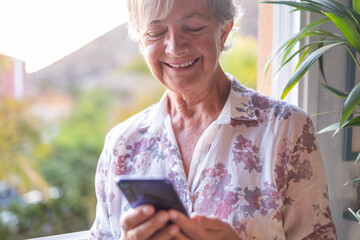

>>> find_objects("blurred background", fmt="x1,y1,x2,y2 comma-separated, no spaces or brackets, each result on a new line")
0,0,257,239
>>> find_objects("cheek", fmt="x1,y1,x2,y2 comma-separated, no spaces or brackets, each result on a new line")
202,38,221,65
144,45,160,68
143,44,164,79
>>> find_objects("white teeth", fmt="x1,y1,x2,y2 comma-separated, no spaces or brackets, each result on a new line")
168,60,195,68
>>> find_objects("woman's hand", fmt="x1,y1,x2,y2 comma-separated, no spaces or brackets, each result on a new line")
169,210,241,240
120,205,180,240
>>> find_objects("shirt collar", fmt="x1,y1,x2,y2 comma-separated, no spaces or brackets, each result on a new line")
140,74,257,133
217,74,257,124
140,90,169,135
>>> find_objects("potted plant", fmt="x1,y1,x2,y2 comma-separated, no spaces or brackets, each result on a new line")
262,0,360,221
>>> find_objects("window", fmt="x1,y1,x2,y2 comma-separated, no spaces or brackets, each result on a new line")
257,2,301,106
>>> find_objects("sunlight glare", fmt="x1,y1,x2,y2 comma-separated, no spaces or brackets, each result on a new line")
0,0,128,73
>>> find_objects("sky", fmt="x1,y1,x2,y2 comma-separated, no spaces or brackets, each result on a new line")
0,0,128,73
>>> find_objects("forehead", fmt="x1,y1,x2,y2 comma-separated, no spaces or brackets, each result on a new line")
145,0,212,25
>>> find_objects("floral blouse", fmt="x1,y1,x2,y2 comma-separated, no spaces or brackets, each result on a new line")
90,74,337,240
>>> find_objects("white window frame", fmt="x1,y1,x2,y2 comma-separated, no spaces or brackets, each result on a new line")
271,2,301,106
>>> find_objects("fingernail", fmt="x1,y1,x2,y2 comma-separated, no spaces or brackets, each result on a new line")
142,206,153,215
190,212,199,219
157,212,168,223
169,211,178,220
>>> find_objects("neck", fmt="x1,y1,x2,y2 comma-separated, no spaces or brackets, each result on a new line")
167,72,231,121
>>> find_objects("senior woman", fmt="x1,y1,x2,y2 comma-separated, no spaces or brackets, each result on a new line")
90,0,337,239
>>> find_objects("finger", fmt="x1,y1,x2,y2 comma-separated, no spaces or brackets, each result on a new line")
169,210,204,239
191,214,239,240
126,211,171,240
120,205,155,231
171,231,191,240
190,213,224,230
148,224,180,240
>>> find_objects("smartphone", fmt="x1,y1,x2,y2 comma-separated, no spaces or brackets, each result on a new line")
116,176,189,216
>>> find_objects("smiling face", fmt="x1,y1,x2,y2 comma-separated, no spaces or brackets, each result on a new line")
139,0,233,96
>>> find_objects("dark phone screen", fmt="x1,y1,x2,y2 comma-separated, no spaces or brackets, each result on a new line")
117,177,188,216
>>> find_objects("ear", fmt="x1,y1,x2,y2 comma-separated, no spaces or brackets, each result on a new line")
220,20,234,46
138,39,144,48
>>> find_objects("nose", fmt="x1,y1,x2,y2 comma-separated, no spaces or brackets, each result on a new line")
164,30,189,56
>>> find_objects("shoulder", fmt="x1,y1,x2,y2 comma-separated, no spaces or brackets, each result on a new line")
245,86,310,125
228,74,309,124
230,83,313,137
259,92,306,118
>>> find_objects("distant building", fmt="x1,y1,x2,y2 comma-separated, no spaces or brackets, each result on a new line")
0,54,27,100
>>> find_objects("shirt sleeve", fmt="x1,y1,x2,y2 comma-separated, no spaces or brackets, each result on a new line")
281,116,337,239
89,142,115,240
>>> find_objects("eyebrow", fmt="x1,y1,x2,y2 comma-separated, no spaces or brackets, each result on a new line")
183,13,210,21
149,13,210,25
150,20,163,25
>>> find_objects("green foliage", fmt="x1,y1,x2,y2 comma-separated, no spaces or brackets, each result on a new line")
0,89,114,238
52,89,110,152
0,99,49,194
339,83,360,130
262,0,360,222
220,34,257,89
262,0,360,134
280,42,345,99
0,221,12,240
40,89,113,221
121,55,152,76
355,0,360,13
0,197,89,240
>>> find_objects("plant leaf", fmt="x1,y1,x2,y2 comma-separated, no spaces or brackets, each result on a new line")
344,178,360,185
343,115,360,128
279,20,333,64
318,39,327,83
281,42,344,99
317,122,339,134
356,152,360,164
354,0,360,15
340,83,360,128
263,17,330,76
261,1,322,13
279,40,337,74
323,11,360,54
305,0,360,32
321,83,348,98
301,30,346,41
308,0,354,18
296,45,316,70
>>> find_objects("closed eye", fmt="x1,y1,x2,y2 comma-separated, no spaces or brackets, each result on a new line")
185,26,205,33
147,31,167,38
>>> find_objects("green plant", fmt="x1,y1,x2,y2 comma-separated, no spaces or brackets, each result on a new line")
0,197,89,240
0,99,49,196
262,0,360,221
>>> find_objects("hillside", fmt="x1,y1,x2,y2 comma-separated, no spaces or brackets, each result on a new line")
29,24,150,94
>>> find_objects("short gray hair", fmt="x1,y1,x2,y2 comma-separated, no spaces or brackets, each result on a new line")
126,0,242,40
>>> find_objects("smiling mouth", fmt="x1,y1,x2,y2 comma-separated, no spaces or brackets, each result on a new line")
165,58,200,68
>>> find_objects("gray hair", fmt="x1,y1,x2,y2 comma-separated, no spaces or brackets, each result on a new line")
126,0,243,40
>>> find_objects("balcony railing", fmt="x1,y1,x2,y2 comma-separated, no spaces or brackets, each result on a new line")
27,230,89,240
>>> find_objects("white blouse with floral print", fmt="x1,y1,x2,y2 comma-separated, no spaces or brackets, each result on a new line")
90,74,337,240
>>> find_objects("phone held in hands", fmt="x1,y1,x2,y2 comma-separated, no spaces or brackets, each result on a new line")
116,176,189,217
